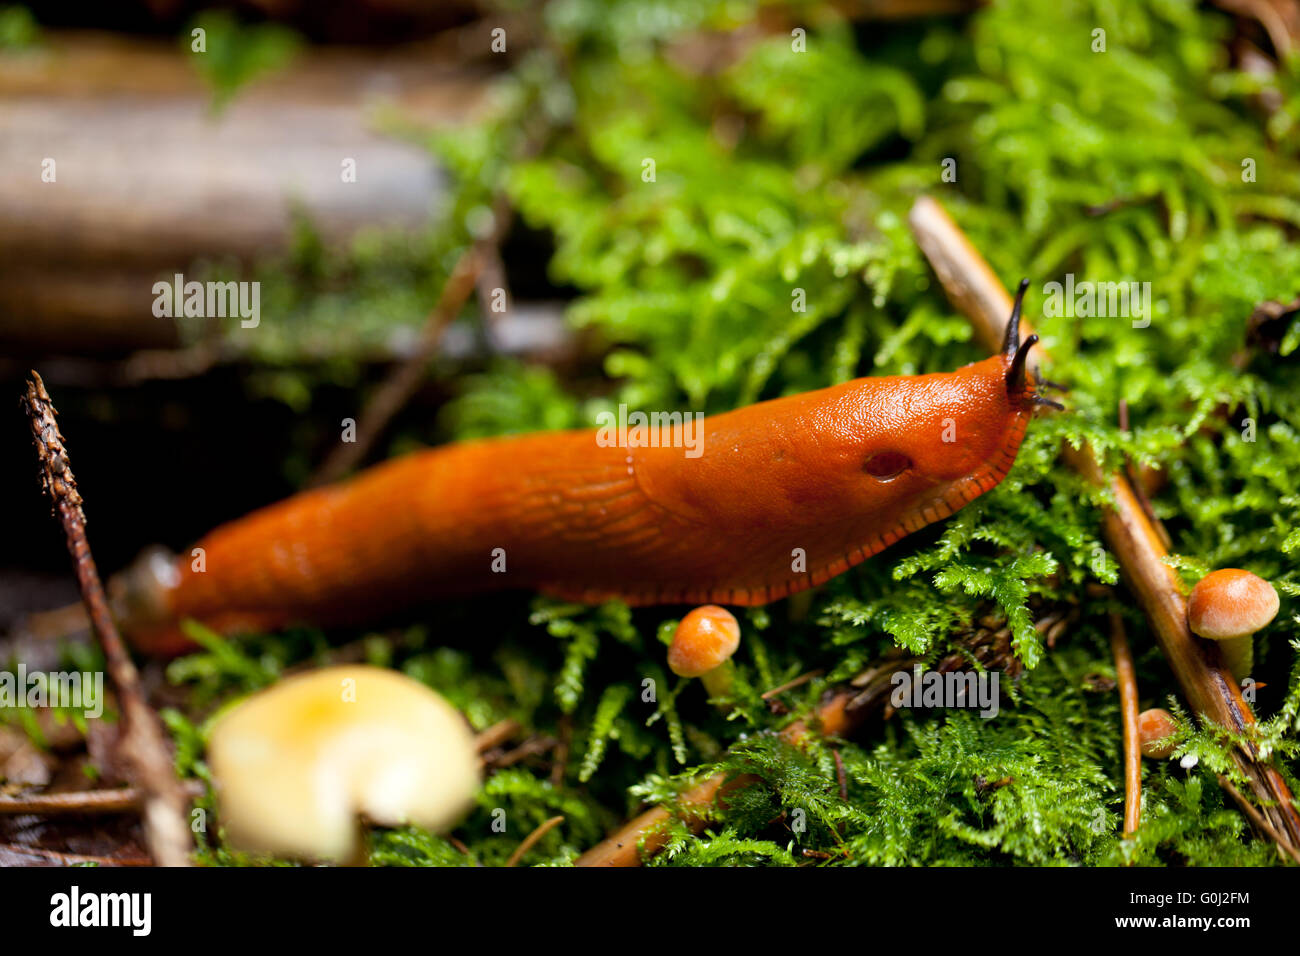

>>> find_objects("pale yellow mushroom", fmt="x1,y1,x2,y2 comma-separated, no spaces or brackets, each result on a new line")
208,665,480,863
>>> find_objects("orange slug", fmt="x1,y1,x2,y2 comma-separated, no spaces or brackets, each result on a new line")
118,280,1058,655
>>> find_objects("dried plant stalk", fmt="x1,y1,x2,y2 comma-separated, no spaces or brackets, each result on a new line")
309,246,487,486
1108,611,1142,837
23,371,193,867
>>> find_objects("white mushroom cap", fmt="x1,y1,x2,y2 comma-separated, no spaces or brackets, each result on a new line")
208,665,480,863
1186,569,1280,641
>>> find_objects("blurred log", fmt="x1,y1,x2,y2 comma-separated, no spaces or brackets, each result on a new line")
0,302,578,390
0,31,496,354
0,270,182,352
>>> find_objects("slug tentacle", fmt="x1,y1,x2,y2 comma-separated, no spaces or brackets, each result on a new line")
1033,367,1070,393
1001,277,1031,358
998,279,1065,410
1006,333,1040,397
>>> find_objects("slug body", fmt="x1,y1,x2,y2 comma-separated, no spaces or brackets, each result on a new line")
125,288,1051,654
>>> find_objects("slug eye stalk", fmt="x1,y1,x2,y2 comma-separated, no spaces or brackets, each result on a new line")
1001,277,1031,358
1000,276,1065,410
1006,333,1040,396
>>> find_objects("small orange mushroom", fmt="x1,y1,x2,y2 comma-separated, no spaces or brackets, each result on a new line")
668,605,741,700
1137,708,1178,760
1186,569,1279,678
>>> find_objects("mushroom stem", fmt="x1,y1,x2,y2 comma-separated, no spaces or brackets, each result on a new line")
700,661,734,704
1219,636,1254,680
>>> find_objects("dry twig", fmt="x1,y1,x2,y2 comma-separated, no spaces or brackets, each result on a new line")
0,844,153,867
760,669,825,700
505,814,565,867
309,106,552,488
23,371,194,867
1108,611,1142,837
0,780,205,816
474,718,523,755
1218,775,1300,865
309,245,488,486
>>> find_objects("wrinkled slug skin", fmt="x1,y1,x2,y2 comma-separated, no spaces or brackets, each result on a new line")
129,352,1037,654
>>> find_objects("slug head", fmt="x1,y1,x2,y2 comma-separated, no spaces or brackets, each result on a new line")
752,278,1060,540
841,278,1056,501
630,280,1061,600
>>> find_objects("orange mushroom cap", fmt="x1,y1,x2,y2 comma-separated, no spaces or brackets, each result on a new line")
1138,708,1178,760
1186,569,1279,641
668,605,741,678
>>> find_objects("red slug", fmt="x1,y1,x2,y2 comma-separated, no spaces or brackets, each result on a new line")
119,281,1058,654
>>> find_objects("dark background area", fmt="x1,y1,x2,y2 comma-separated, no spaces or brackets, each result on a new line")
0,2,585,623
18,0,481,44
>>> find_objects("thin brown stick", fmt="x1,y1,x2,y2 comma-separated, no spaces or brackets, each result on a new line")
0,780,205,816
908,195,1300,850
504,815,564,867
1218,776,1300,865
1212,0,1295,58
832,748,848,802
575,774,721,867
485,736,557,770
309,105,550,489
0,844,153,867
550,713,572,787
475,241,513,350
0,789,141,815
1109,611,1142,837
760,669,825,700
23,371,193,867
474,718,523,754
309,246,486,486
447,835,473,858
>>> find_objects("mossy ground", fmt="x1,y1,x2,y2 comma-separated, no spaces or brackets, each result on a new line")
39,0,1300,866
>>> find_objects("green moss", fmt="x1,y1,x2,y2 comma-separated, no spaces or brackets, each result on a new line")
183,11,301,114
0,5,38,49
